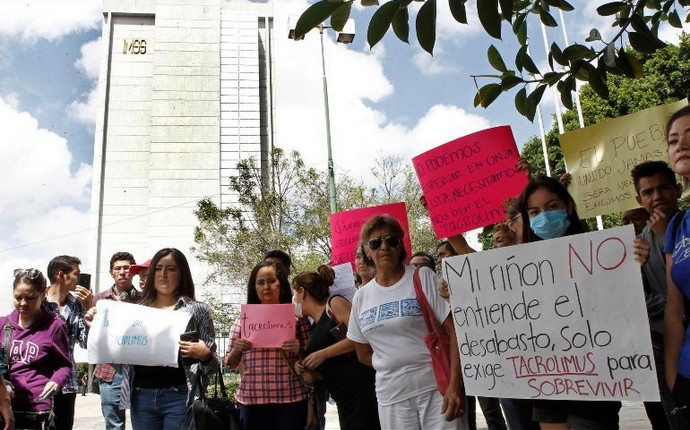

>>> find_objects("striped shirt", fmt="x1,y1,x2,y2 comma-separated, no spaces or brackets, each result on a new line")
228,315,310,405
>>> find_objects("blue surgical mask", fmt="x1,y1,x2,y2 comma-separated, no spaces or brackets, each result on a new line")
530,209,571,240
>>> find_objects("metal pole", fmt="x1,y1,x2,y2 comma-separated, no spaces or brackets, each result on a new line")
319,26,338,213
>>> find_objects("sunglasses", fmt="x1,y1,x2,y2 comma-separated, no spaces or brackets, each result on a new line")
13,268,41,280
368,236,400,250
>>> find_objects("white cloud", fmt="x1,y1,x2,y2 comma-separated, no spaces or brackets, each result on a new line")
0,0,101,41
0,96,92,314
69,86,98,126
75,37,102,80
411,44,457,76
69,37,101,126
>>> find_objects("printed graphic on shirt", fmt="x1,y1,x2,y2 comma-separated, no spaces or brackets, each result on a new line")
360,308,377,327
401,298,421,316
10,340,39,364
673,235,690,264
379,302,399,321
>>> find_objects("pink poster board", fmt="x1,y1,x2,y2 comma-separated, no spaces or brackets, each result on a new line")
412,126,528,238
331,202,412,268
239,304,295,348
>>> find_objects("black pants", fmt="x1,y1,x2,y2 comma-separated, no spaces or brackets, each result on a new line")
53,391,76,430
14,411,54,430
672,374,690,418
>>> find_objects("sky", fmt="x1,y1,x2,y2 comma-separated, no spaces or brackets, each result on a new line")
0,0,685,312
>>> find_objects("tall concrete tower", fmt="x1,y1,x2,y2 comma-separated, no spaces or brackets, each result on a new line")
89,0,275,293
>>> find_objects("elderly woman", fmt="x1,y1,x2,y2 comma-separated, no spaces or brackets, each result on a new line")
118,248,219,430
347,215,467,430
664,105,690,418
223,261,310,430
1,268,71,430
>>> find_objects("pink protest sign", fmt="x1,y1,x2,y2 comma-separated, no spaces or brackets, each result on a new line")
331,202,412,268
413,126,528,238
239,304,295,348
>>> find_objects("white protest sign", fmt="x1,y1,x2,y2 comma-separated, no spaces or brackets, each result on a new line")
88,300,192,367
330,263,355,302
443,226,658,401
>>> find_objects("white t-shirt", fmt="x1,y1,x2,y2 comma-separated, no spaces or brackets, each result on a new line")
347,265,450,405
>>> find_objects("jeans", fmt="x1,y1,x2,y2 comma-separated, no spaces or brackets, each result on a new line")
99,372,126,430
131,383,188,430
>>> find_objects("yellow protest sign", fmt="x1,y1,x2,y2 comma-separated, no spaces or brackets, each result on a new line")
560,100,687,218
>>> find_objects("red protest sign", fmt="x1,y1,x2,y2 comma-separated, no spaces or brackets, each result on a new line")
412,126,527,238
330,202,412,268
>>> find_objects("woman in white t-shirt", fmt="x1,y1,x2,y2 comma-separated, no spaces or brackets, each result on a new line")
347,215,468,430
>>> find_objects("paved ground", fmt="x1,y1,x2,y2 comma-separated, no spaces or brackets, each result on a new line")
72,394,653,430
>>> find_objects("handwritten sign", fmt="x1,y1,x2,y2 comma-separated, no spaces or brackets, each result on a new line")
88,301,192,367
239,304,295,348
330,202,411,268
560,100,687,218
330,263,356,302
413,126,528,238
442,226,658,401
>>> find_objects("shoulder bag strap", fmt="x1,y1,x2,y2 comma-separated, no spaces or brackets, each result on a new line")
2,322,12,375
413,267,444,336
280,350,311,391
325,294,344,325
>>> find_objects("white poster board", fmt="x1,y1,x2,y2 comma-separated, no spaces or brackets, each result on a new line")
443,226,659,401
330,263,356,302
88,301,192,367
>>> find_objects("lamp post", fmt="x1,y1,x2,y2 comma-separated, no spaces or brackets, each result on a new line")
289,19,355,214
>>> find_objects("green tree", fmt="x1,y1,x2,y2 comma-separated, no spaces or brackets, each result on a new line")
295,0,689,121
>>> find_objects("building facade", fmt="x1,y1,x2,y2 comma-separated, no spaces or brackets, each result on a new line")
89,0,274,297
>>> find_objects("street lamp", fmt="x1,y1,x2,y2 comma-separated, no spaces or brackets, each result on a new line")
288,17,355,214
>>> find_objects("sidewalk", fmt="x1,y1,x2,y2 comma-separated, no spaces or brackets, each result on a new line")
72,394,652,429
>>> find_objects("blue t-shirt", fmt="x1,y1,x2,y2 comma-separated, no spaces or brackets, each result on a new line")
665,210,690,378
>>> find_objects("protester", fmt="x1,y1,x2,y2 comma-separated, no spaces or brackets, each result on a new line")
129,259,151,290
89,251,138,430
292,265,380,430
491,222,516,249
629,160,688,430
45,255,90,430
519,175,621,429
504,198,525,245
410,252,436,272
354,243,376,288
0,373,14,430
118,248,219,429
348,215,467,429
263,249,292,277
224,261,310,430
1,268,71,430
664,105,690,419
622,207,651,236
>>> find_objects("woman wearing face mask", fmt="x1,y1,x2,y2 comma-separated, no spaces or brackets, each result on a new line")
518,176,621,429
292,265,380,430
223,261,310,430
664,105,690,418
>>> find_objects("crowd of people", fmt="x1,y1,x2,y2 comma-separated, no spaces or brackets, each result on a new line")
0,107,689,430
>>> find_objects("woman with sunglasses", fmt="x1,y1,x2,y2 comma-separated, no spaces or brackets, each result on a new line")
0,269,71,429
347,215,467,430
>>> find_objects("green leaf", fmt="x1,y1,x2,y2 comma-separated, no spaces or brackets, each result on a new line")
558,0,575,12
585,28,602,42
488,45,507,72
520,48,540,74
625,51,644,78
391,7,410,43
539,8,558,27
294,1,350,39
542,71,563,85
586,63,609,99
525,84,547,121
416,0,437,54
550,43,568,67
449,0,468,24
361,0,379,5
512,13,526,34
516,19,527,45
562,44,595,62
479,83,503,108
330,1,353,31
515,87,527,116
630,14,654,37
596,2,626,16
473,90,482,108
572,60,590,80
501,75,522,90
367,0,401,48
478,0,502,39
499,0,513,21
603,42,616,68
668,10,682,28
628,31,667,54
557,78,574,110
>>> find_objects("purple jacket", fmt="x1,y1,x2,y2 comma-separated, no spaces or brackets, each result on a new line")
0,307,71,412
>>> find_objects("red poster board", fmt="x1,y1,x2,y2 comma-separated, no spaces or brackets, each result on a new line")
330,202,411,268
412,126,528,238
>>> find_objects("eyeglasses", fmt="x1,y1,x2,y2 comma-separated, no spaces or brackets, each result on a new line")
13,268,41,280
368,236,400,250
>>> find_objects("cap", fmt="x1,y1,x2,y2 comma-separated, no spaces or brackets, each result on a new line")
129,259,152,275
